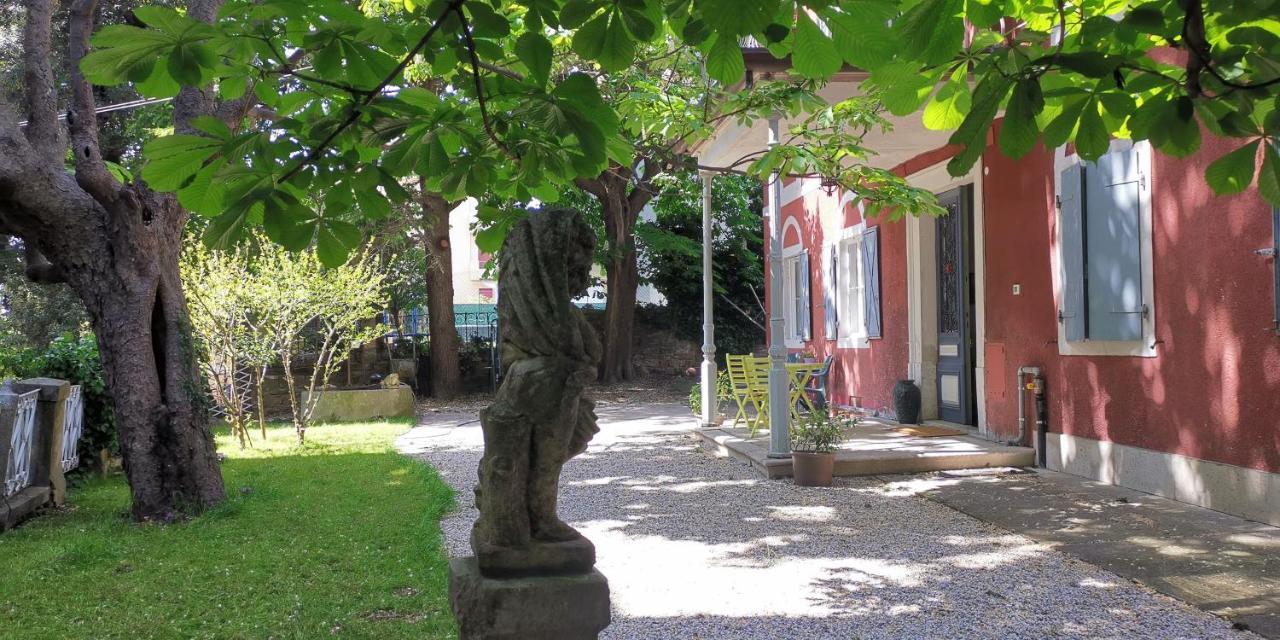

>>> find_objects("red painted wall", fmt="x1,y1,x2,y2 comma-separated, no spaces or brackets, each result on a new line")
982,130,1280,474
765,182,910,417
765,127,1279,475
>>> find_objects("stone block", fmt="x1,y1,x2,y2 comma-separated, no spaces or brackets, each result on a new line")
302,384,415,422
448,557,610,640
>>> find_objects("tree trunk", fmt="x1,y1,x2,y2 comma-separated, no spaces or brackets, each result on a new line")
60,188,226,521
420,188,462,399
580,164,659,384
599,194,639,383
0,0,228,520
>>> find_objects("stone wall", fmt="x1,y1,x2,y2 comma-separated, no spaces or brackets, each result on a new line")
580,307,706,377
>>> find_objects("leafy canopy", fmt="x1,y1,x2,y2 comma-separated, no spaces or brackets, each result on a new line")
83,0,1280,264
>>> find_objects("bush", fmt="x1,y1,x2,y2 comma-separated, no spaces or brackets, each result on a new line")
790,412,857,454
0,333,116,469
688,370,732,416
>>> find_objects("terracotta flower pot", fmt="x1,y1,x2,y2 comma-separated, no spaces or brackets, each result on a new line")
792,451,836,487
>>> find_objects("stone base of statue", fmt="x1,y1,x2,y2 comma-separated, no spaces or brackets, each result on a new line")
448,557,610,640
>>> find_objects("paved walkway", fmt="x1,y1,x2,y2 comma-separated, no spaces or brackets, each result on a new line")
919,468,1280,638
399,402,1258,639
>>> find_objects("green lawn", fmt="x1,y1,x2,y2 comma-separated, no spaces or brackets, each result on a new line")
0,421,457,640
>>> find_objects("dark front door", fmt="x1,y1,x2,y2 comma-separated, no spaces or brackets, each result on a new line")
935,186,976,425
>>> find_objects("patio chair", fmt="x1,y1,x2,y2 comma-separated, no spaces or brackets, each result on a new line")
744,356,773,436
723,354,756,428
804,355,834,412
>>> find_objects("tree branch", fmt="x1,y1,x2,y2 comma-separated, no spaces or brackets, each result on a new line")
455,5,518,162
68,0,121,202
22,0,61,165
277,0,465,185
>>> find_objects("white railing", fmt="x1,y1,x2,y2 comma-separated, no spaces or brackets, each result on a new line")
4,390,39,497
61,385,84,473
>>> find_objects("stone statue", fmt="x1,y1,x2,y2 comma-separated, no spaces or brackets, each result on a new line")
470,207,602,577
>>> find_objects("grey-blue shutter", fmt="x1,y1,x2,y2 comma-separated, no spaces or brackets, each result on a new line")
823,244,839,339
1084,148,1143,341
1059,163,1086,342
1273,207,1279,334
861,227,882,338
799,252,812,340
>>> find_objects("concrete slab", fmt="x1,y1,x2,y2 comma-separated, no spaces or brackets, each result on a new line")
697,418,1034,479
919,469,1280,638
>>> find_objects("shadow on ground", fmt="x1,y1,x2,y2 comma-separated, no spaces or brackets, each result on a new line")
401,402,1257,640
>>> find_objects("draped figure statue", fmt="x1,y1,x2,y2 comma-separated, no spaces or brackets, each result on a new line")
470,207,602,577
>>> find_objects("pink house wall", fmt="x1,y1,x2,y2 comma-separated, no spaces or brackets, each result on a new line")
982,129,1280,475
765,124,1280,475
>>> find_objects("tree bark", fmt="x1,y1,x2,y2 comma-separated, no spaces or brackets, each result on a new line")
420,187,462,399
577,163,660,384
0,0,227,520
599,194,639,383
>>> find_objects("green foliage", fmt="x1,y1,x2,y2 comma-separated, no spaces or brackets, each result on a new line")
83,0,951,265
182,234,390,444
0,333,117,468
688,369,732,416
845,0,1280,204
790,411,857,454
0,421,456,638
644,171,766,359
0,241,87,352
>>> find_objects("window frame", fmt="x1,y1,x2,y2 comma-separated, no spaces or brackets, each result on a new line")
1052,139,1157,358
780,244,807,348
833,223,871,349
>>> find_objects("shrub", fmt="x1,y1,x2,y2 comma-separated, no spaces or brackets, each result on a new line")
790,412,857,454
688,370,732,416
0,333,117,469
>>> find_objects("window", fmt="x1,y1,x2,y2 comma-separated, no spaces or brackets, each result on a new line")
823,226,882,348
1056,141,1155,356
838,235,865,342
782,250,810,345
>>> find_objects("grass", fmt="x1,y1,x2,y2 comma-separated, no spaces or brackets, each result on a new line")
0,420,457,640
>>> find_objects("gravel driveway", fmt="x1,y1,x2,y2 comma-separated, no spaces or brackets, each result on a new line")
399,401,1255,640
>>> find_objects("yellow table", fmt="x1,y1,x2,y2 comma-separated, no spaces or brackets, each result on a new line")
785,362,825,421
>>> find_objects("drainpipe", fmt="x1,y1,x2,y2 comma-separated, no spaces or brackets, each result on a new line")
1014,366,1040,449
1033,375,1048,468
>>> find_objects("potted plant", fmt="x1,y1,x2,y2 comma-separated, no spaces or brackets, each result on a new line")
799,348,817,363
790,412,856,486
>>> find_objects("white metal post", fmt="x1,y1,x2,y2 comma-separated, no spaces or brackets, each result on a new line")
766,116,790,458
699,171,718,427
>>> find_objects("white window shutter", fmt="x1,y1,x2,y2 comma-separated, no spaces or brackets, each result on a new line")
799,252,812,340
823,244,839,339
861,227,882,339
1059,163,1086,342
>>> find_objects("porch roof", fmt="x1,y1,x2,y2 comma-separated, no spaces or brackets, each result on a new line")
691,52,954,174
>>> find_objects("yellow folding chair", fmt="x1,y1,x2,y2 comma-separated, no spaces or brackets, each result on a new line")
744,356,773,437
723,355,755,428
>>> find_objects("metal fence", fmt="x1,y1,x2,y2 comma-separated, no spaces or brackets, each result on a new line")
60,385,84,473
3,390,38,498
384,307,501,391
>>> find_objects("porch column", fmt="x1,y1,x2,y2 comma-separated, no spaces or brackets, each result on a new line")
766,115,789,458
699,171,718,427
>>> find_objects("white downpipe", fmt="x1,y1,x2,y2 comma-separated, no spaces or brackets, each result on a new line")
766,116,790,458
699,171,718,427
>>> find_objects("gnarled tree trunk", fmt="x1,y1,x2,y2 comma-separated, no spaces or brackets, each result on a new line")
420,187,462,399
0,0,227,520
577,162,659,384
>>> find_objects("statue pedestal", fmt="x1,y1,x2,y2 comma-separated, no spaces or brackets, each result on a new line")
448,557,611,640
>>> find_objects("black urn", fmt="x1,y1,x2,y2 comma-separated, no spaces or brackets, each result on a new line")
892,379,922,424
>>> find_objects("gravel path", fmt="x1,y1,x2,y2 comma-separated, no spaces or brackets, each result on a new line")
398,402,1256,640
